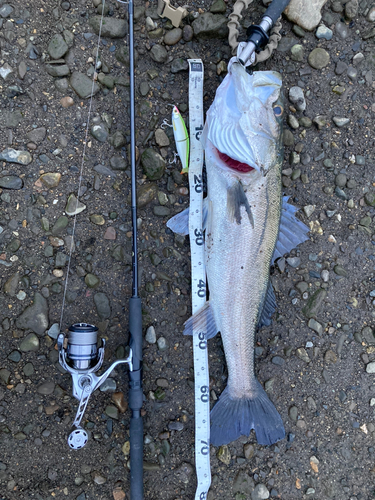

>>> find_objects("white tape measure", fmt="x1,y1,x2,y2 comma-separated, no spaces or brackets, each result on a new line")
187,59,211,500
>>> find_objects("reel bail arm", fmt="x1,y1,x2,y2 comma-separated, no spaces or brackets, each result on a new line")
58,323,132,450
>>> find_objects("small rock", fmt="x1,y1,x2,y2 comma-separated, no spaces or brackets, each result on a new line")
85,274,100,288
65,194,86,216
16,293,49,335
37,381,55,395
145,326,156,343
164,28,182,45
308,48,330,69
112,392,128,413
0,148,32,165
70,71,100,99
20,333,39,352
332,116,350,127
252,484,270,500
48,34,69,59
60,96,74,108
289,86,306,111
217,445,231,464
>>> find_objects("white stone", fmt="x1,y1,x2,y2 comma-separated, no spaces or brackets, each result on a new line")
284,0,329,31
0,63,13,80
366,361,375,374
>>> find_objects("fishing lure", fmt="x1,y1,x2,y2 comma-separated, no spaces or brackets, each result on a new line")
172,106,189,174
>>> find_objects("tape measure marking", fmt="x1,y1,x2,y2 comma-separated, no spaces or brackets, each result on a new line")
187,59,211,500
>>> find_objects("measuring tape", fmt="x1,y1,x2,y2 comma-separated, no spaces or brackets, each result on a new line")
187,59,211,500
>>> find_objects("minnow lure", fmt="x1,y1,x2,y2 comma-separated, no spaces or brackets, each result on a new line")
172,106,189,174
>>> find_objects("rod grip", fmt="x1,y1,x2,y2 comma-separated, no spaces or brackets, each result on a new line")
130,416,144,500
264,0,291,24
129,296,143,370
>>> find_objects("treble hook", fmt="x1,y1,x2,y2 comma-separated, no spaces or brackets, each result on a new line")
169,152,179,164
161,119,172,130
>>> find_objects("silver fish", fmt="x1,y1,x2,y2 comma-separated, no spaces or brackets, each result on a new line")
168,61,308,446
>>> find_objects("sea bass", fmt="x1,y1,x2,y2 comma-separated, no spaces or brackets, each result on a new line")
168,62,308,446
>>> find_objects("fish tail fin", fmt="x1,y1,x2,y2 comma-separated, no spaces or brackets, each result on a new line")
210,381,285,446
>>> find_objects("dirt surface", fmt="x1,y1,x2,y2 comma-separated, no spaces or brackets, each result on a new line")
1,0,375,499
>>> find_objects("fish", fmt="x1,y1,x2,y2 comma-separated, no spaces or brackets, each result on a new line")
167,61,309,446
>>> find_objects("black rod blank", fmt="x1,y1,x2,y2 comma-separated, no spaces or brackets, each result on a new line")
127,0,144,497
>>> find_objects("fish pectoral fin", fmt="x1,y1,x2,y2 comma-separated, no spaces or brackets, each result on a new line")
183,301,218,339
258,280,277,329
166,198,209,236
271,196,309,264
227,182,254,227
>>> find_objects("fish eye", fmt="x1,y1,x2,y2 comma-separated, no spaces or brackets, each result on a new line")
273,105,283,117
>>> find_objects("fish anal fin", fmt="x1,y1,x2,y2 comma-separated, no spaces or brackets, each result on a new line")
183,301,218,339
258,280,277,329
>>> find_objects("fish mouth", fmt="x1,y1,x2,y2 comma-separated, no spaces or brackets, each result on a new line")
216,149,255,173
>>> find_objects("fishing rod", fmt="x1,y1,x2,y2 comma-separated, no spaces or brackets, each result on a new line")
237,0,291,67
57,0,144,496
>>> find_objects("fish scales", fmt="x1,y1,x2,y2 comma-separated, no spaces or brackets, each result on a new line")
206,150,282,400
167,61,309,446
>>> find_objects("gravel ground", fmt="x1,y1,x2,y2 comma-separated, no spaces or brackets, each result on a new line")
1,0,375,499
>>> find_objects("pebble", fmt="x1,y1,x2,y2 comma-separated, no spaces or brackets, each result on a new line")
308,48,330,69
37,381,55,395
70,71,100,99
289,86,306,111
316,25,333,40
60,96,74,108
65,194,86,216
366,361,375,373
141,148,166,180
112,392,127,413
335,21,349,39
333,116,350,127
271,356,285,366
0,148,32,165
89,16,127,38
100,378,116,392
16,293,49,335
164,28,182,46
48,34,69,60
251,484,270,500
157,337,168,351
19,333,39,352
217,445,231,464
145,326,156,343
85,273,100,288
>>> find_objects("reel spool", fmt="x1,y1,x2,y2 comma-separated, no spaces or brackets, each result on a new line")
65,323,100,371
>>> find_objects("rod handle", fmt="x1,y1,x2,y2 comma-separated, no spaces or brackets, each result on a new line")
129,296,143,370
264,0,291,24
130,416,144,500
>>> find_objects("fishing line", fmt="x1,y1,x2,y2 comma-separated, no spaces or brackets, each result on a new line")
59,3,106,331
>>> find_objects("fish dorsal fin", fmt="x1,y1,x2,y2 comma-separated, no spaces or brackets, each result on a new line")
166,198,209,236
272,196,309,264
258,280,277,329
183,301,218,339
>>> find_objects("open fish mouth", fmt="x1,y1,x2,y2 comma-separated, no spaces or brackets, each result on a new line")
216,149,255,173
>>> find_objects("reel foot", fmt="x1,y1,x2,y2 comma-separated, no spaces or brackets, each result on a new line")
68,427,88,450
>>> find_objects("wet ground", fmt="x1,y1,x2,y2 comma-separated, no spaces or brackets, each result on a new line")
1,0,375,498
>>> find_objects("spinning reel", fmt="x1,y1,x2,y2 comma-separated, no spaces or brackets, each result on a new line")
58,323,132,450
